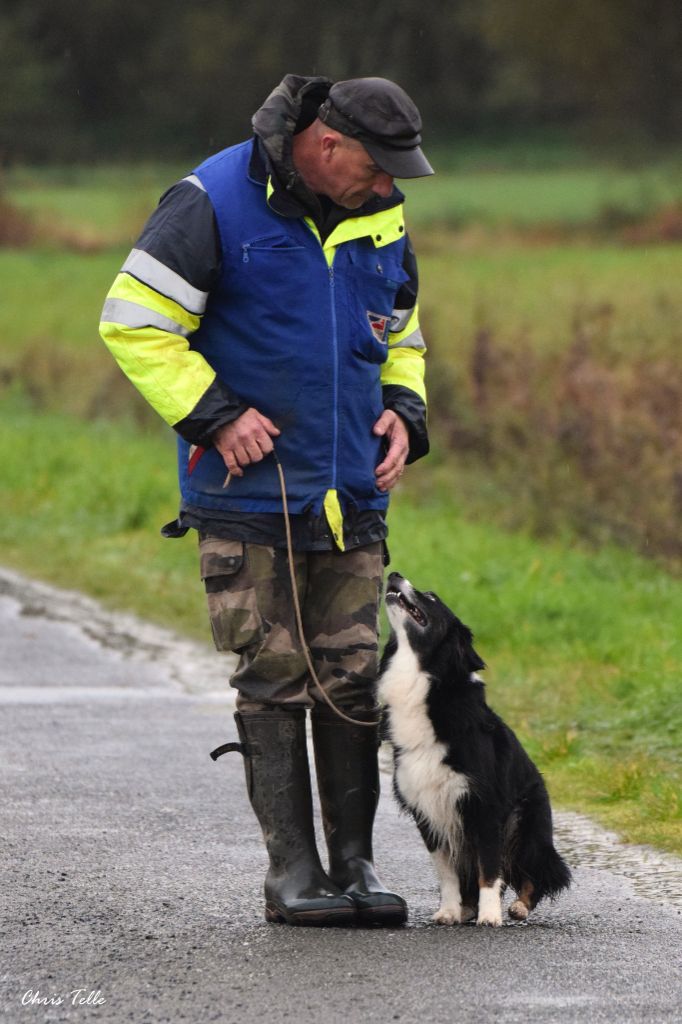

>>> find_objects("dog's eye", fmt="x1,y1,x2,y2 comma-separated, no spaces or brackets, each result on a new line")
424,593,437,602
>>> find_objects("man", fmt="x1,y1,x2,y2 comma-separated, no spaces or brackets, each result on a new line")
100,75,432,928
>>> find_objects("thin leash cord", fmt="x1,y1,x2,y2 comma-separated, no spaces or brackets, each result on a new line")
273,453,376,729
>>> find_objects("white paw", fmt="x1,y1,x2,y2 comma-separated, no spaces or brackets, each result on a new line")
476,907,503,927
477,881,503,926
432,906,462,925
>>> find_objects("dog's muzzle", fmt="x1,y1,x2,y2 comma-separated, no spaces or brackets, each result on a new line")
385,573,427,627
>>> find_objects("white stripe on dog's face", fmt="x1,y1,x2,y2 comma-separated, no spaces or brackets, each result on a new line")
385,574,420,631
378,626,469,853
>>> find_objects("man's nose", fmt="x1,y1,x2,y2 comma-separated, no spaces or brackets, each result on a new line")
371,173,394,198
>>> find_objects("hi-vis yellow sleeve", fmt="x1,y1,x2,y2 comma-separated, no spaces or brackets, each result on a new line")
99,271,216,426
381,305,427,403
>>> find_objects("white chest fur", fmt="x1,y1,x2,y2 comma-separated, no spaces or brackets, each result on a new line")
379,636,469,853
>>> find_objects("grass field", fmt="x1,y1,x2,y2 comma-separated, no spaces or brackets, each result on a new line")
1,157,681,854
6,152,682,238
1,400,679,853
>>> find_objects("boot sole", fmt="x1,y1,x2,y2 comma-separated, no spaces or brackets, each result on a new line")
265,902,357,927
356,903,408,928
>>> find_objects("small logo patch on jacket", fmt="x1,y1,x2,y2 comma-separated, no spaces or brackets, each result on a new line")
367,312,390,345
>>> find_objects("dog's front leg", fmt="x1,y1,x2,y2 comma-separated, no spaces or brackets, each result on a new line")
476,876,504,926
430,848,465,924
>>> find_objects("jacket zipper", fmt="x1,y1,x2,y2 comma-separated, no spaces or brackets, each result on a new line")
329,262,339,491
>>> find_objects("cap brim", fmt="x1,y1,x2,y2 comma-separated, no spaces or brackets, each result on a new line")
363,140,434,178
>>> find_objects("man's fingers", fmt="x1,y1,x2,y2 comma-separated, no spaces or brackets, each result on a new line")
257,413,281,437
373,410,409,492
213,408,281,476
223,450,244,478
244,436,269,463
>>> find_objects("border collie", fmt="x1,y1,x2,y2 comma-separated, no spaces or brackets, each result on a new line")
378,573,571,926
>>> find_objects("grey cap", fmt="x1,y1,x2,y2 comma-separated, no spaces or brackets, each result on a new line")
318,77,434,179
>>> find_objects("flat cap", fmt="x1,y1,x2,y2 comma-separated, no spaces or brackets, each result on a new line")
318,77,434,179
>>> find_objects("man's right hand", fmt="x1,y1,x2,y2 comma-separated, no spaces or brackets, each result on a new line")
213,408,281,478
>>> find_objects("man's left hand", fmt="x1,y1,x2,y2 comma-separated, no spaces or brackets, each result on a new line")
373,410,409,492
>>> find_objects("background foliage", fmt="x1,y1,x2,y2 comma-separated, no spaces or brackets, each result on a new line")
2,0,681,162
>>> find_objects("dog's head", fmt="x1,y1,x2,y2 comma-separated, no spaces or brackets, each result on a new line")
384,572,485,680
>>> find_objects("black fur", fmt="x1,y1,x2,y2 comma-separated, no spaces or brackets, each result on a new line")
379,572,571,924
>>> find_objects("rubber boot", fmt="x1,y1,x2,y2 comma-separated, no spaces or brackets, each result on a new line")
212,709,356,927
311,707,408,927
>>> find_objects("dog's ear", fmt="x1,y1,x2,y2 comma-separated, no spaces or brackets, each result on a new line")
461,622,486,673
468,648,486,673
451,621,486,676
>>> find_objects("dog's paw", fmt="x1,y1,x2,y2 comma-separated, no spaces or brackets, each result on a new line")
460,904,477,923
508,899,529,921
432,906,462,925
476,907,503,927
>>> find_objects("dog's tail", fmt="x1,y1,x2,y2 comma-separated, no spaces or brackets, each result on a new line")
534,843,572,901
509,809,572,906
509,840,571,914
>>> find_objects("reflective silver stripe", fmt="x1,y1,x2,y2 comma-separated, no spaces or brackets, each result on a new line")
100,298,192,337
389,307,414,333
387,326,426,350
121,248,208,315
183,174,206,191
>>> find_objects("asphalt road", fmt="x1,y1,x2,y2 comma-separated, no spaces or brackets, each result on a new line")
1,567,681,1024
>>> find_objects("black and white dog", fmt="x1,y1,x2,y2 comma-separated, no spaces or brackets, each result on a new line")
378,573,571,926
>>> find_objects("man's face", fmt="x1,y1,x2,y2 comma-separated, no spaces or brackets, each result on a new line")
318,137,395,209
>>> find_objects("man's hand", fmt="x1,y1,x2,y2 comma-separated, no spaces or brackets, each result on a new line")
213,408,281,478
373,410,409,492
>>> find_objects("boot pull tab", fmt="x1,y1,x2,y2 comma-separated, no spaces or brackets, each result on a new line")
210,741,247,761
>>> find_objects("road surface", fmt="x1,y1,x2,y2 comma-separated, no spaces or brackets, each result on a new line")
1,567,680,1023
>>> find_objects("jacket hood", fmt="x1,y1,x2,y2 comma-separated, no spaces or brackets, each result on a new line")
251,74,332,187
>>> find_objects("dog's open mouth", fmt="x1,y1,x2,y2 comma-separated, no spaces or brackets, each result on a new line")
385,580,428,627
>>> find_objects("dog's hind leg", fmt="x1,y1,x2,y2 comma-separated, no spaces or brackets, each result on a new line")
430,848,465,925
509,880,534,921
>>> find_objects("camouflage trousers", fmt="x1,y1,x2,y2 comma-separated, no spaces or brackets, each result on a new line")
199,536,384,713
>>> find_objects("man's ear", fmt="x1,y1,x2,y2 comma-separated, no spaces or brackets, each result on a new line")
319,133,339,162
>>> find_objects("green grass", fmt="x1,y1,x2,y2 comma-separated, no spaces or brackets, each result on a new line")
402,163,682,227
1,400,680,853
0,248,125,355
5,165,185,242
417,240,682,359
6,157,682,239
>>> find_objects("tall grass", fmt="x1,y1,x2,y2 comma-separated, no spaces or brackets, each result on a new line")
425,309,682,561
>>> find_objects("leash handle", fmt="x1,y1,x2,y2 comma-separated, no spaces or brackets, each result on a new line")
273,451,376,729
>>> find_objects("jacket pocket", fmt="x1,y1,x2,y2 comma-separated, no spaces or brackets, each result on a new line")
199,537,263,652
240,234,306,262
346,252,409,363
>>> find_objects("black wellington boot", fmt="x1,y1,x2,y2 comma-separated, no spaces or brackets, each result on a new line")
311,707,408,927
212,709,356,927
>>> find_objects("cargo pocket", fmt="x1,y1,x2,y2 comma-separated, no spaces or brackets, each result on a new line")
199,537,263,653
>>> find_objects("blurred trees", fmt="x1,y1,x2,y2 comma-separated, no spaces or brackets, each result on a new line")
1,0,680,162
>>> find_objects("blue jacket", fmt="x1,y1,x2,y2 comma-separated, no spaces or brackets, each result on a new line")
178,140,411,520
